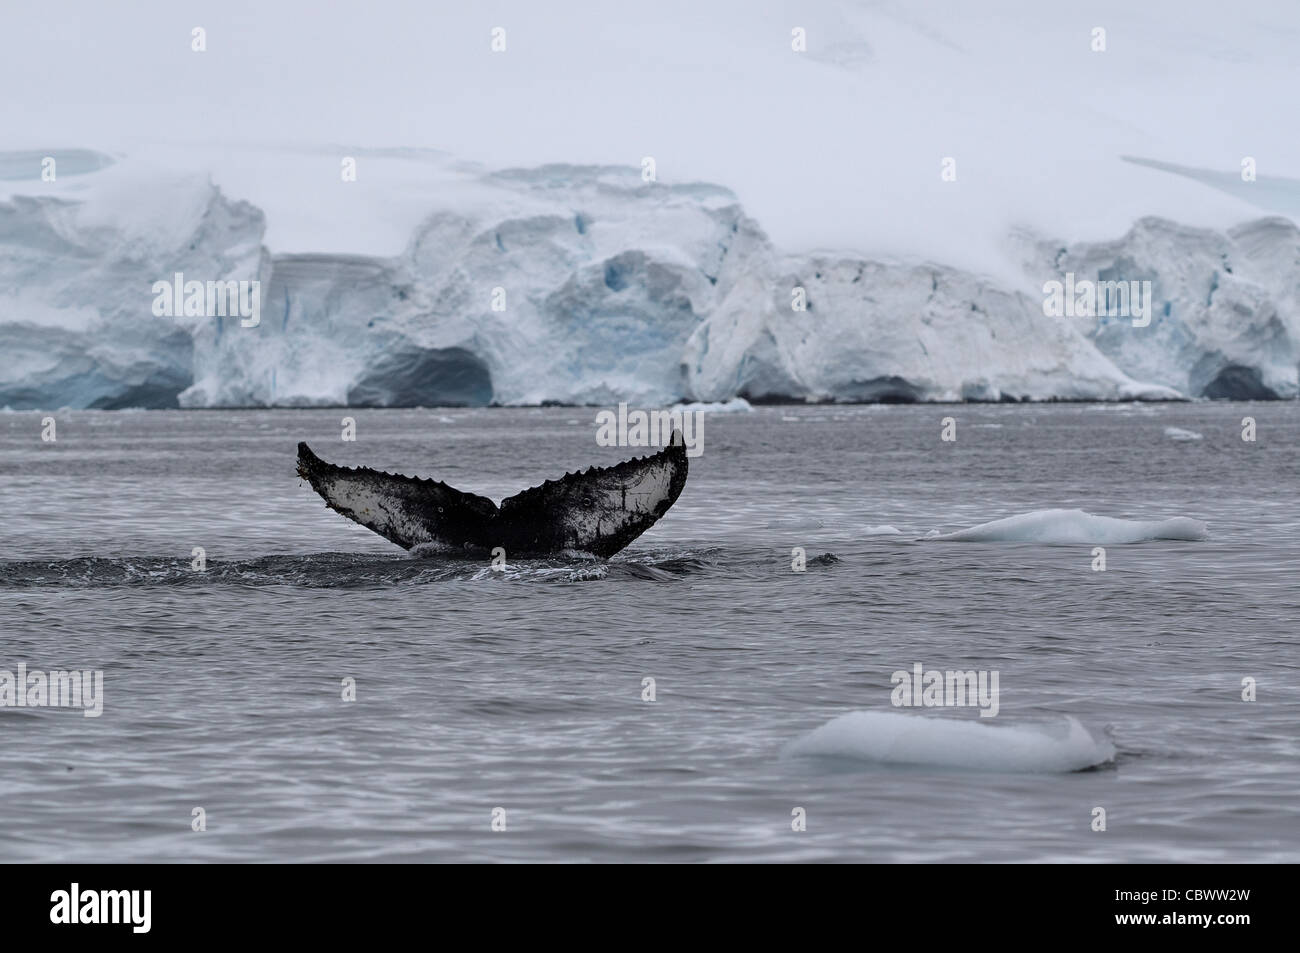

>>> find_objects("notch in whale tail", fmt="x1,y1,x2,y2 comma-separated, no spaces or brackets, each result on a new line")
296,433,688,558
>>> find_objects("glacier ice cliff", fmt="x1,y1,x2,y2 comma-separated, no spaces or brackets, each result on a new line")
2,155,1298,408
1018,216,1300,400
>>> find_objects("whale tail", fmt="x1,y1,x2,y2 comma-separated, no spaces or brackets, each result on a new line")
296,432,689,558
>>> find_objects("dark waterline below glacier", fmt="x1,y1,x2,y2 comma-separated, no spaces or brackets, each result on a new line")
1,402,1297,862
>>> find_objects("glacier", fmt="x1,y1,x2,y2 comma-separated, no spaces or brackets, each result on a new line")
2,150,1300,409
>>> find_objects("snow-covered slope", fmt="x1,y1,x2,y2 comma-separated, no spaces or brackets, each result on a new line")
5,0,1298,277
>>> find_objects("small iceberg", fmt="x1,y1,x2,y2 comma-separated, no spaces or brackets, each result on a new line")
787,711,1115,773
924,508,1207,544
1164,426,1203,441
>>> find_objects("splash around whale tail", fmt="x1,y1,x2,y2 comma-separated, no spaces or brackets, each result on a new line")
296,432,689,559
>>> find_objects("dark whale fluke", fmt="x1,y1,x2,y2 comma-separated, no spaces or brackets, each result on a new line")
295,432,689,558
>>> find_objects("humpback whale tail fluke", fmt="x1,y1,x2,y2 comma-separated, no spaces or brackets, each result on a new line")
296,432,689,559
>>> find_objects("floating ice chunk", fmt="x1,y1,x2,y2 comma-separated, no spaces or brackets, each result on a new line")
669,397,753,413
788,711,1115,773
1164,426,1203,441
926,508,1207,543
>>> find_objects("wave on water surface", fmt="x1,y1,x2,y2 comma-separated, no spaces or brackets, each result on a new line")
788,711,1116,773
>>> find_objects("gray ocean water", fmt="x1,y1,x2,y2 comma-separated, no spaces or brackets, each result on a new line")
1,402,1297,863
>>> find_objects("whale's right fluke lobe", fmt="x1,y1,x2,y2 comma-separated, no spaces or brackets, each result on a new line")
498,431,688,558
295,434,689,558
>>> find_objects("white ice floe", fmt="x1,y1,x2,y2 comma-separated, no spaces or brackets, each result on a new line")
788,711,1115,773
669,397,754,414
925,508,1207,544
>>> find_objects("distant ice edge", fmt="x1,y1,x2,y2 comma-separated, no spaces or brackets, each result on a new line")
3,154,1300,409
788,711,1116,773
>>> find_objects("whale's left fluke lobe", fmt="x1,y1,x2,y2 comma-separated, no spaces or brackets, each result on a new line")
295,435,688,558
296,442,498,551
